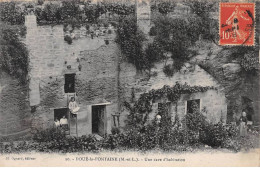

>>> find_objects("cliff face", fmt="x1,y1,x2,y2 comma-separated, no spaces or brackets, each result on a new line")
0,71,31,138
196,42,259,124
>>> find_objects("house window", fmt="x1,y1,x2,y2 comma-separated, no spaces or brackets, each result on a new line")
64,74,75,93
186,99,200,114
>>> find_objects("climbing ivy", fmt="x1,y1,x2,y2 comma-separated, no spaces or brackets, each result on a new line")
124,82,215,128
240,50,259,72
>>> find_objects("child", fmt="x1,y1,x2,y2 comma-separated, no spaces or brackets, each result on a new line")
54,118,60,128
69,97,80,117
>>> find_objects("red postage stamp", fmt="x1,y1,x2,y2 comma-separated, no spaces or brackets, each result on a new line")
219,3,255,46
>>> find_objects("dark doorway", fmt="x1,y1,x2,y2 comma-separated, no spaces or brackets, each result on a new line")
187,99,200,114
242,96,254,121
92,105,105,136
54,108,68,120
64,74,75,93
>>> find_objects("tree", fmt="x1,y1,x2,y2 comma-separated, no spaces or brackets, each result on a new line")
115,15,147,70
37,0,44,6
43,3,60,22
0,2,25,25
0,23,29,83
185,0,216,18
185,0,218,41
153,15,196,73
61,1,81,21
157,1,176,15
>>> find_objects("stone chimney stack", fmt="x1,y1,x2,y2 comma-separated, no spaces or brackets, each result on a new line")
136,0,151,35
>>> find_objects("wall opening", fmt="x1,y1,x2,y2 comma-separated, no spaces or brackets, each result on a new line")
186,99,200,114
242,96,254,122
64,74,75,93
54,108,68,120
92,105,106,136
54,108,69,130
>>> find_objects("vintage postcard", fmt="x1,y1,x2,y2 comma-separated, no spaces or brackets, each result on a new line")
0,0,259,167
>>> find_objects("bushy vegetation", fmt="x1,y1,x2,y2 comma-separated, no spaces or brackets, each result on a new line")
151,1,176,15
115,16,162,73
64,35,73,44
0,23,29,83
150,1,218,75
34,1,134,24
115,15,147,70
0,2,25,25
237,46,259,73
1,105,257,153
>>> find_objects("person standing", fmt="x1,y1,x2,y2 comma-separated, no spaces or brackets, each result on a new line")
60,115,68,130
69,97,80,117
239,111,248,137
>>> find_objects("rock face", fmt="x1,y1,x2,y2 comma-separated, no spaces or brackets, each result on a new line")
0,72,31,137
197,45,260,124
222,63,242,79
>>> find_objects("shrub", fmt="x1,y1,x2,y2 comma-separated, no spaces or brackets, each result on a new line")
37,0,44,6
163,64,174,77
111,127,120,135
157,2,176,15
240,51,259,72
109,21,118,28
85,24,90,30
0,2,25,25
115,15,147,70
32,128,99,152
64,35,72,44
149,26,157,36
108,29,112,34
33,128,66,143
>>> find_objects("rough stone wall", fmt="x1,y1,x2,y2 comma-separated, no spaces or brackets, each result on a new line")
76,43,119,105
25,15,108,106
25,15,118,134
0,72,31,136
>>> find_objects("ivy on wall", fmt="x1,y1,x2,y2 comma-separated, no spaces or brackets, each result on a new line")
123,82,215,128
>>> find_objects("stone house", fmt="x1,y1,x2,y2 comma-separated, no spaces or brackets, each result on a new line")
24,11,228,137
